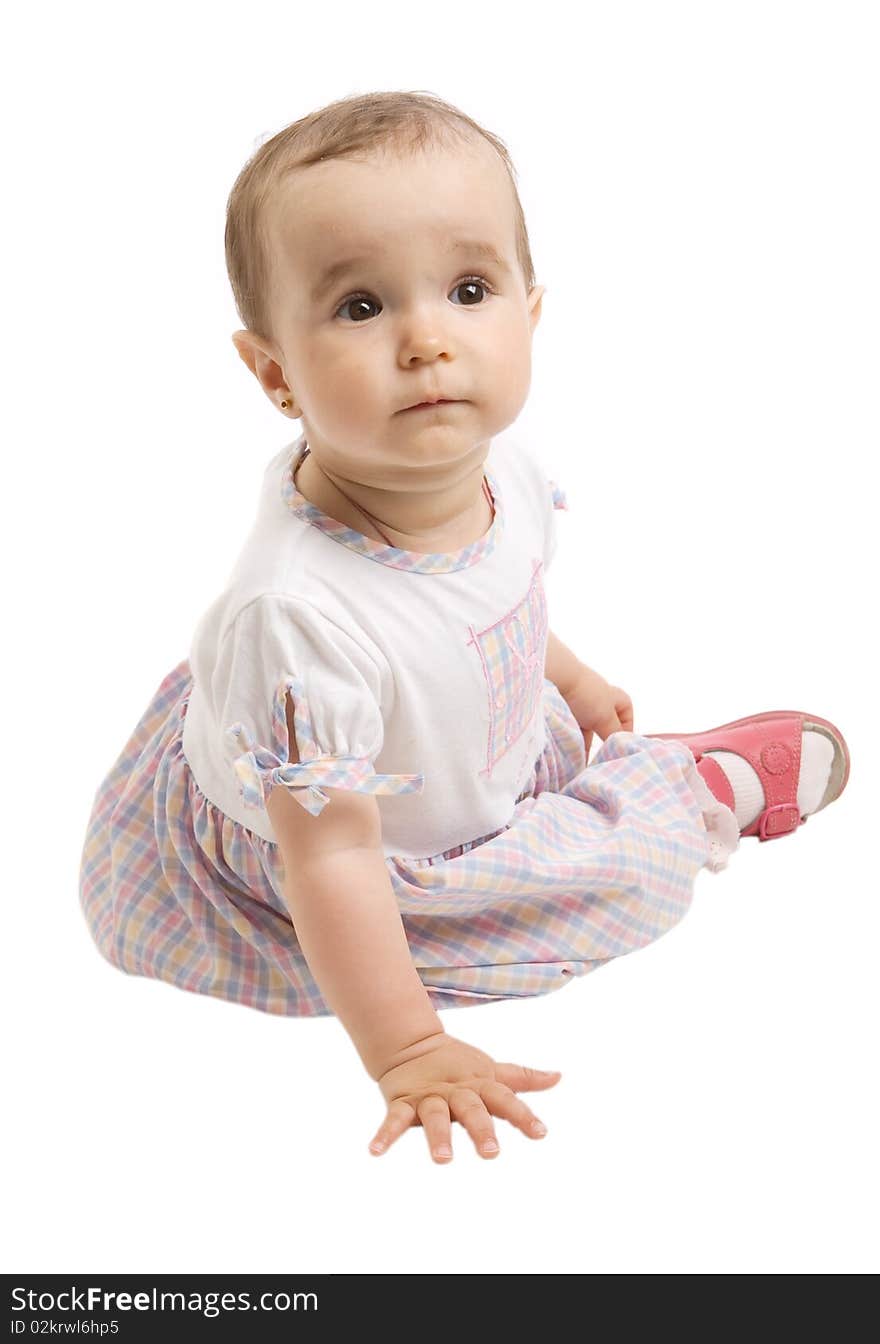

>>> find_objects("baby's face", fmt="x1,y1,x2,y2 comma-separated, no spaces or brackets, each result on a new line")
250,138,543,489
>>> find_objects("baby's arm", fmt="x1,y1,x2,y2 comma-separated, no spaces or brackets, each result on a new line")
546,629,635,747
267,721,559,1162
545,628,584,696
269,782,444,1079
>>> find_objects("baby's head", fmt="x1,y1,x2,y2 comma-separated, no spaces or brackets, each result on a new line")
226,91,544,491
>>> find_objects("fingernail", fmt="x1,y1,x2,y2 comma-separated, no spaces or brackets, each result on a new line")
369,1140,386,1154
482,1140,500,1154
435,1145,453,1160
531,1121,548,1136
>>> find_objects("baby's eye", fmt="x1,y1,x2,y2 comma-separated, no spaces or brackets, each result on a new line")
449,276,494,307
336,294,381,323
334,275,494,323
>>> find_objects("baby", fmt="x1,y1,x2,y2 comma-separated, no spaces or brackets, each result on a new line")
79,90,850,1166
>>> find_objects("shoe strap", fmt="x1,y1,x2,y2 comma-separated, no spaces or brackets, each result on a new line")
696,755,736,812
757,802,803,839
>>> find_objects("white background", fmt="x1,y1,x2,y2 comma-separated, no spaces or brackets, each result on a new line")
3,0,877,1275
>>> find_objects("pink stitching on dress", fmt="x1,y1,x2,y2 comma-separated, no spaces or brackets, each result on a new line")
466,560,549,780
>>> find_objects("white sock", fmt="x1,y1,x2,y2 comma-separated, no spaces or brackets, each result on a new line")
705,731,834,830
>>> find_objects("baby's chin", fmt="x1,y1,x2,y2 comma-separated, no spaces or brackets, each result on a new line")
352,443,489,488
306,412,493,469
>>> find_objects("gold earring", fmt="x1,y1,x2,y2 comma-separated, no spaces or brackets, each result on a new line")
280,398,290,409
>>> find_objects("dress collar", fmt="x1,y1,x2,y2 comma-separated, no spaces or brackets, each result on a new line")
280,434,503,575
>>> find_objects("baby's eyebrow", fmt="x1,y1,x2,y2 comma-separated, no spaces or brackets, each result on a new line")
310,239,511,303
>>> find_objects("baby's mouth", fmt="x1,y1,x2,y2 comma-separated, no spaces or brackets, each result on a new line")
401,399,462,412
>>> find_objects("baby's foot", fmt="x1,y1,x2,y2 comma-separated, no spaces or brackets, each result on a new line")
706,730,834,830
647,712,850,841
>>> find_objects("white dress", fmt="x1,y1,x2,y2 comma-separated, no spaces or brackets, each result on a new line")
78,429,739,1016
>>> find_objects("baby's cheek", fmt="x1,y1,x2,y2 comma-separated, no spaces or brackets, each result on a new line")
492,328,533,398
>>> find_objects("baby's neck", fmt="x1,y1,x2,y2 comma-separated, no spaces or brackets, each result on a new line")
295,450,494,553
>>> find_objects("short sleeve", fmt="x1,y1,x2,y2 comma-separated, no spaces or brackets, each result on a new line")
212,596,424,818
544,478,569,571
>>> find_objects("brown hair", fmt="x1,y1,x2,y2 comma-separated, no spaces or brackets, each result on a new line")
224,89,536,344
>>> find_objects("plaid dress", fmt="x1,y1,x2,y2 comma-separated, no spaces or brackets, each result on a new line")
79,658,739,1016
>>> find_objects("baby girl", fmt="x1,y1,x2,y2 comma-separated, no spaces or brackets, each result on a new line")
79,90,850,1165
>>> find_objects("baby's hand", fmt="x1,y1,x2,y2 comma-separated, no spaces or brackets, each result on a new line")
561,664,634,759
368,1031,561,1163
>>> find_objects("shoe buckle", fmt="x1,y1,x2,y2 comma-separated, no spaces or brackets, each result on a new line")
758,802,802,840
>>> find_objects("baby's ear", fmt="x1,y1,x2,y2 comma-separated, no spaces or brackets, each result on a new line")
230,329,299,416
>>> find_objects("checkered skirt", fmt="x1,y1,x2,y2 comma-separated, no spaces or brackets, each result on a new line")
79,660,738,1016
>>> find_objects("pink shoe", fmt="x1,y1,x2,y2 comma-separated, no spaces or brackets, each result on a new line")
646,711,851,841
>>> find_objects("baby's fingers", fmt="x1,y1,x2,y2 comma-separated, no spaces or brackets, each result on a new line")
481,1081,550,1141
494,1063,562,1094
448,1088,499,1160
369,1098,416,1156
417,1096,455,1164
